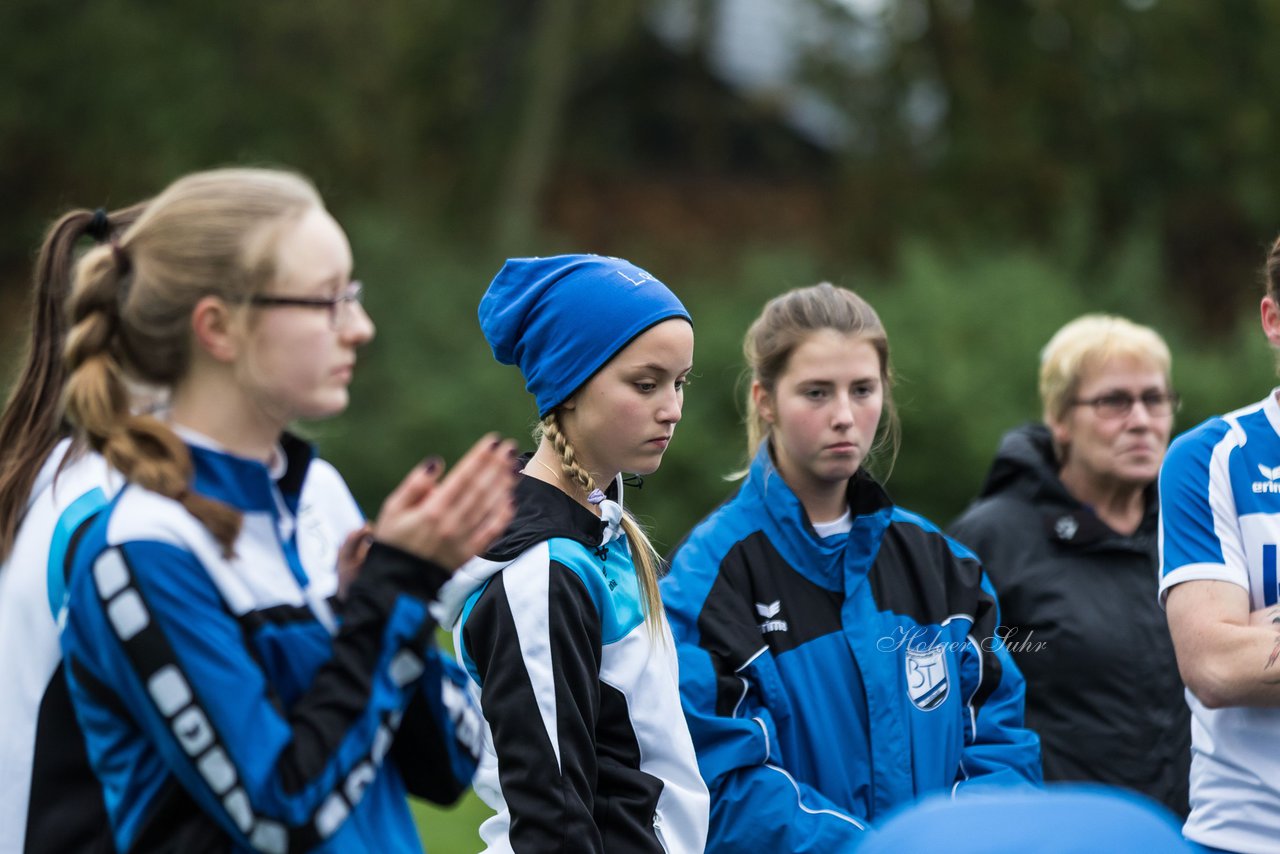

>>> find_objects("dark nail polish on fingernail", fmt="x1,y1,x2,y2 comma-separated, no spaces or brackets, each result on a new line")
422,456,442,474
488,439,502,451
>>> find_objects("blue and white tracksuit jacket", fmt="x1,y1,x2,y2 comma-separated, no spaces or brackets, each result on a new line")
660,446,1042,852
60,433,481,853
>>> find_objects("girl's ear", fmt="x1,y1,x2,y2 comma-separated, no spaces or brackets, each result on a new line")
190,296,241,363
751,380,776,425
560,396,577,411
1263,295,1280,348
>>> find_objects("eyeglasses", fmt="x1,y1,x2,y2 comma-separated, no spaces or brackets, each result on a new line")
246,280,364,329
1070,390,1181,419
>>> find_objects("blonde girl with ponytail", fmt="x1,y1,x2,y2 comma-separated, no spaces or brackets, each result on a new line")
57,168,518,853
440,254,709,853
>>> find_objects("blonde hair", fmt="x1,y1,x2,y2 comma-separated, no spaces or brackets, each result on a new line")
538,412,665,634
61,168,323,553
1039,314,1172,425
740,282,899,478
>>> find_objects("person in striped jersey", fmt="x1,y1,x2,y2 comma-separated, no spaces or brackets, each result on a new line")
1160,233,1280,854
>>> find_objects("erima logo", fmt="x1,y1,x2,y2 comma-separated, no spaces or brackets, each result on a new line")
756,600,788,634
1254,464,1280,494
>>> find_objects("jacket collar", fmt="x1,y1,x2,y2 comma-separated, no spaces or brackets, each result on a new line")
433,466,627,627
745,441,894,590
979,423,1157,549
483,466,625,561
175,426,315,516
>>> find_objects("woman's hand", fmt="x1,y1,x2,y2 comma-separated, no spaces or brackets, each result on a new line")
373,434,518,571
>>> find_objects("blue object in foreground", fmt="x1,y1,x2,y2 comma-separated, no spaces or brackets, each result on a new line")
857,784,1194,854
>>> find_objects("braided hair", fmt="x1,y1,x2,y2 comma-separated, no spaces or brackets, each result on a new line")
539,411,666,635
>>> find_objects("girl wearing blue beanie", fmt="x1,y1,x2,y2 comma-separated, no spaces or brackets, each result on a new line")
438,254,710,852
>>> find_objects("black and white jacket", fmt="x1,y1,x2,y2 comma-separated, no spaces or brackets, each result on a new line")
439,475,709,853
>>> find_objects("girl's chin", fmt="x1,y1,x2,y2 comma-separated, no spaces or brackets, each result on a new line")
293,395,350,422
624,457,665,478
818,460,863,482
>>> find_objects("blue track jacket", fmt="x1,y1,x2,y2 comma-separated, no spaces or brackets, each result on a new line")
60,434,481,852
661,446,1042,852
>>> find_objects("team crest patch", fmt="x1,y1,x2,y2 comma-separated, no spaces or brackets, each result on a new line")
905,645,949,711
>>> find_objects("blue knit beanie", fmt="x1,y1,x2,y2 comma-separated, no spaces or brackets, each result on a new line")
478,254,691,417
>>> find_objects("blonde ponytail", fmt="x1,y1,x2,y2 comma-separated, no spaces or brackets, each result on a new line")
540,413,665,635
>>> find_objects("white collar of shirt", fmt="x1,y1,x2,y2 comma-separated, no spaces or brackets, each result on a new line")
811,507,853,538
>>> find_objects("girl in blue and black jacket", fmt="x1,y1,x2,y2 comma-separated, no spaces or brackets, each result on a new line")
660,283,1042,852
56,168,517,852
438,255,709,853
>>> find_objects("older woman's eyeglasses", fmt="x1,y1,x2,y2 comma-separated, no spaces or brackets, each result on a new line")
247,281,364,329
1070,390,1180,419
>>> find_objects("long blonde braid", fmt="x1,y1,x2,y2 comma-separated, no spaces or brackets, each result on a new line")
540,412,665,634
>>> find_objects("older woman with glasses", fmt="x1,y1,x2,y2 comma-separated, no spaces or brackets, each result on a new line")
949,314,1189,817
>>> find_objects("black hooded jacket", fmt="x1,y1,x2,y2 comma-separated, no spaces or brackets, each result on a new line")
949,423,1189,817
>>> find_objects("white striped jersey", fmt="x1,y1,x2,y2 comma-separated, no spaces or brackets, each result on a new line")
1159,389,1280,853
